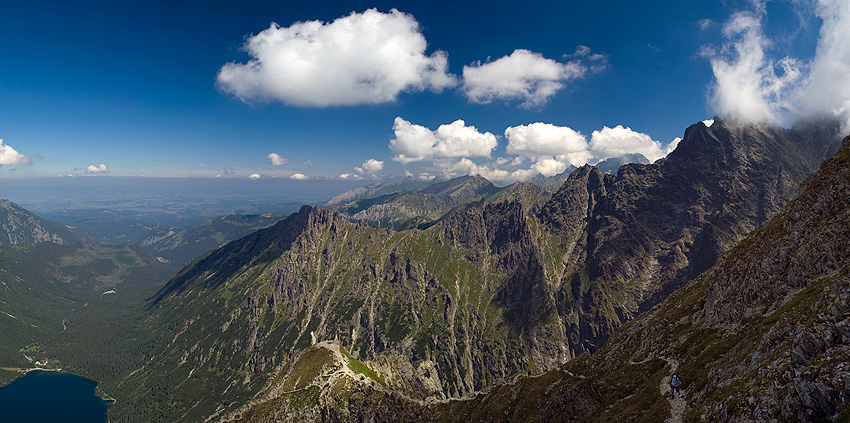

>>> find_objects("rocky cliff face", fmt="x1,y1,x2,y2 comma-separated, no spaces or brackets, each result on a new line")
111,119,844,422
236,136,850,423
535,117,843,357
400,133,850,423
0,199,81,245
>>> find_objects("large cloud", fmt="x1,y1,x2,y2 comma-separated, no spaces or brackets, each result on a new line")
704,0,850,130
0,139,32,166
505,122,588,158
389,117,497,163
589,125,668,162
217,9,456,106
462,49,586,108
702,11,804,123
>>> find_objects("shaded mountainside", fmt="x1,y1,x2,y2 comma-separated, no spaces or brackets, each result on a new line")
535,116,842,355
0,242,176,385
107,118,842,422
139,212,284,265
233,137,850,422
388,133,850,423
329,175,500,230
0,199,81,246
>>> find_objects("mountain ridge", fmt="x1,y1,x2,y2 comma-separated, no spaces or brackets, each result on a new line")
102,118,845,422
226,135,850,422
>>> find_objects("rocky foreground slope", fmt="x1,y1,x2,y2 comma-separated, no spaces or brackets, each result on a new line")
231,136,850,422
106,118,842,422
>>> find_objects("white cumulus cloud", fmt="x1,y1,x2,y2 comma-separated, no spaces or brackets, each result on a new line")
248,173,262,179
389,117,497,163
505,122,588,158
590,126,669,162
267,153,288,166
216,9,456,107
0,139,32,166
351,158,384,178
462,49,586,108
86,164,109,174
360,158,384,173
290,173,309,180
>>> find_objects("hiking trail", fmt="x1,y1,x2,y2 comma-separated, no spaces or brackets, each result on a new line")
659,356,686,423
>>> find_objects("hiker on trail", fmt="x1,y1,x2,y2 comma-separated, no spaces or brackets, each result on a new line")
670,374,681,398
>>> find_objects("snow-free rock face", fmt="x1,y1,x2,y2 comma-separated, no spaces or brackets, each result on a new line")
109,119,844,422
0,199,80,245
368,134,850,423
238,137,850,423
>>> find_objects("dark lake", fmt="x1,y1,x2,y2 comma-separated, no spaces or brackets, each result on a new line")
0,370,112,423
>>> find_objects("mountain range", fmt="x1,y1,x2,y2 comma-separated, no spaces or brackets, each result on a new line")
0,117,846,422
97,117,843,421
266,133,849,422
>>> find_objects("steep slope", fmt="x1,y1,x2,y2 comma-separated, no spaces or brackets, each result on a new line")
332,175,500,230
239,135,850,423
535,116,842,355
114,201,565,422
0,199,81,245
108,118,842,422
139,212,284,265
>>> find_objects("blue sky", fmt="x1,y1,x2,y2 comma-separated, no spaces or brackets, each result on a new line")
0,0,847,182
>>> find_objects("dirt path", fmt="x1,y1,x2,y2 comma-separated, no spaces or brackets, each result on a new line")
659,357,687,423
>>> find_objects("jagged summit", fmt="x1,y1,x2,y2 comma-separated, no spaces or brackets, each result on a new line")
152,205,350,303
